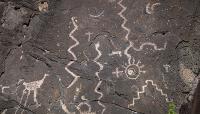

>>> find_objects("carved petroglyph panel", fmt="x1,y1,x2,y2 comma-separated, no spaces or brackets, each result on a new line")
0,0,187,113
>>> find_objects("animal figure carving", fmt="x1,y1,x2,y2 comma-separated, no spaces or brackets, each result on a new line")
15,73,49,114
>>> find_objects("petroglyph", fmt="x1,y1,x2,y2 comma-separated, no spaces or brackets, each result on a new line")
123,60,146,80
93,42,106,114
20,55,23,60
108,51,122,57
60,100,75,114
1,109,7,114
83,52,90,63
161,73,168,89
85,32,93,42
179,63,195,87
0,85,10,93
74,84,82,101
56,75,75,114
123,41,146,79
15,74,49,114
89,10,104,18
117,0,131,40
163,64,170,73
0,79,23,114
65,17,80,89
146,2,161,14
112,67,123,78
128,80,170,108
0,79,23,94
133,42,167,51
124,41,134,64
93,42,103,79
76,96,93,113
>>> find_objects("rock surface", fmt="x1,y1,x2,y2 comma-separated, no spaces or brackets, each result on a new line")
0,0,199,114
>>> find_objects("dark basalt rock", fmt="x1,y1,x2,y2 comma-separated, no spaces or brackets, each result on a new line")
0,0,199,114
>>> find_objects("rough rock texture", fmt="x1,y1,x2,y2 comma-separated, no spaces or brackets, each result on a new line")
0,0,199,114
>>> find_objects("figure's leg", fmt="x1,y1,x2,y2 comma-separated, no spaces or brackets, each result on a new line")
34,89,41,108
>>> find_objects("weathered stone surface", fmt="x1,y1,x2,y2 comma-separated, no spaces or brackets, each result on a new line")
0,0,199,114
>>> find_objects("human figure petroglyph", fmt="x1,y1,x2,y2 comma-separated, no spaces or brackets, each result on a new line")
85,32,93,42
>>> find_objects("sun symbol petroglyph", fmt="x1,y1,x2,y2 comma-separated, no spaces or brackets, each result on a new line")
123,60,146,80
112,41,146,80
123,41,146,79
80,112,96,114
112,41,146,79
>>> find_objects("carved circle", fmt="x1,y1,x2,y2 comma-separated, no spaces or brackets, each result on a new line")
125,64,140,79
